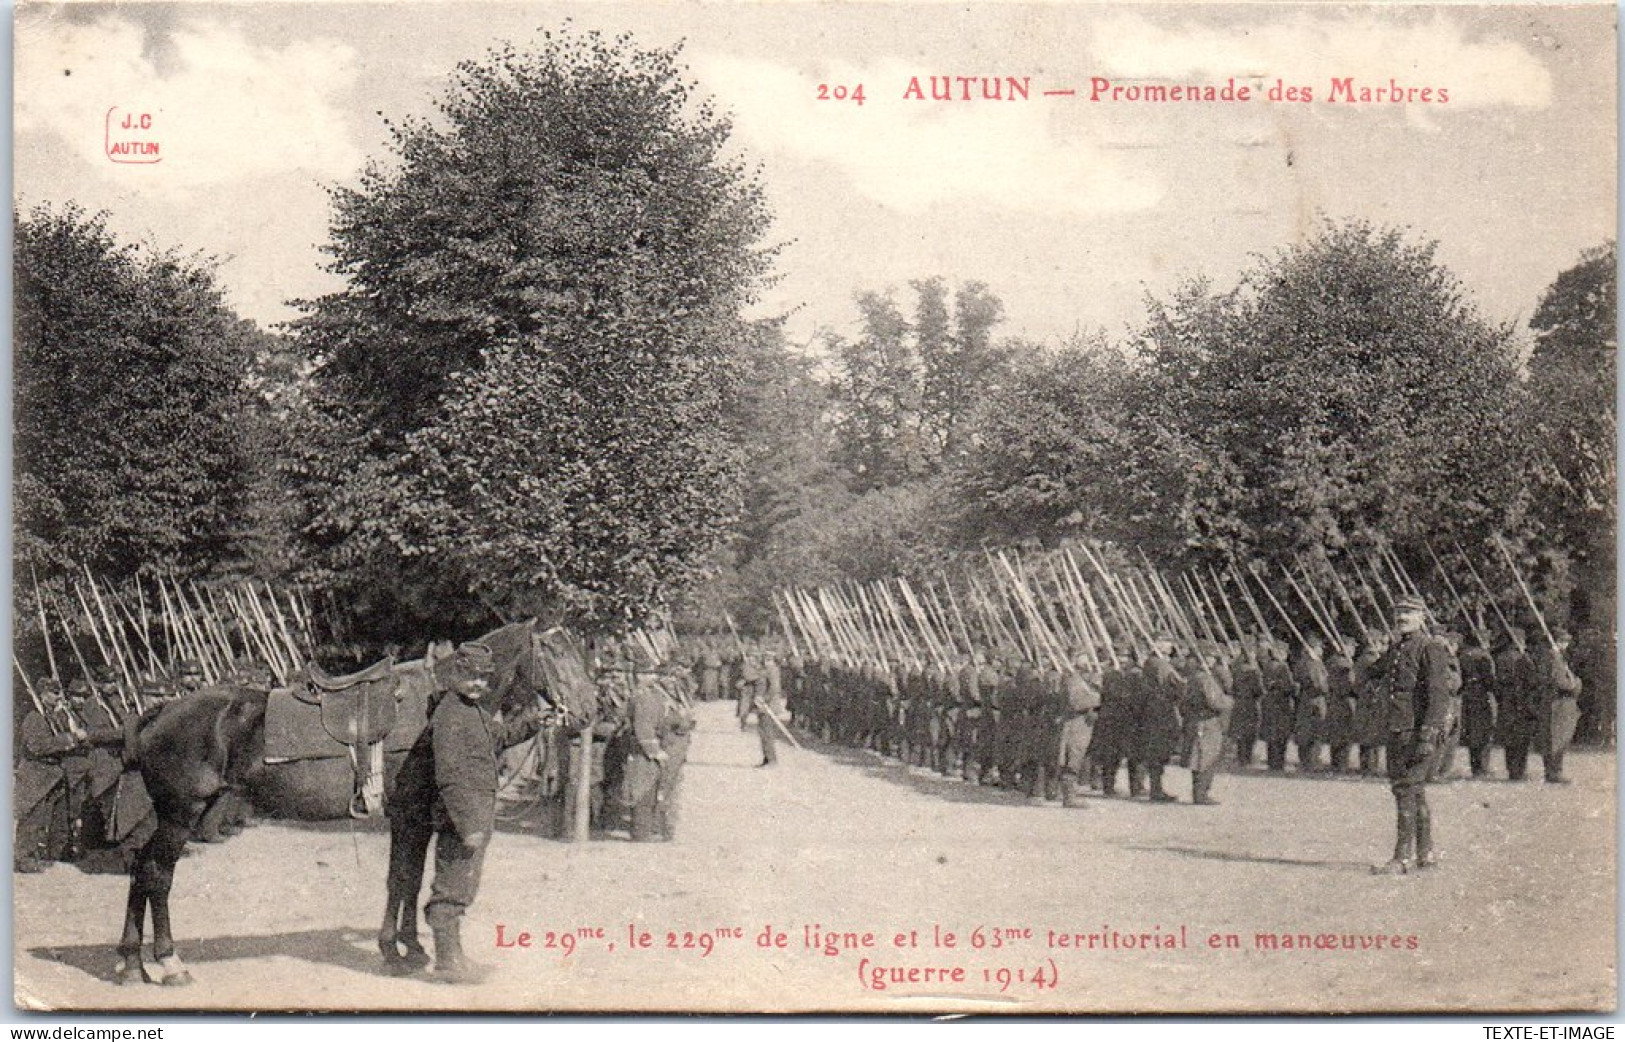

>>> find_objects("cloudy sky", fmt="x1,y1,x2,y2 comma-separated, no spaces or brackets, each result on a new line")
14,2,1617,349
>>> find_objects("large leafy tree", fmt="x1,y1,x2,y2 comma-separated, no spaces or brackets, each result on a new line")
949,221,1531,574
293,30,776,634
1524,242,1616,629
1125,220,1529,564
14,204,255,582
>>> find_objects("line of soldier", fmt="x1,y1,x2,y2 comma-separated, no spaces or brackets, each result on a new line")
13,660,264,873
695,611,1592,810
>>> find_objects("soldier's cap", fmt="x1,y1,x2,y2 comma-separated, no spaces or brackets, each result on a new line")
67,678,93,696
454,641,496,675
1394,594,1428,616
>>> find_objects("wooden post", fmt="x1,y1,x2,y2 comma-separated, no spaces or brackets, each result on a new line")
568,724,595,843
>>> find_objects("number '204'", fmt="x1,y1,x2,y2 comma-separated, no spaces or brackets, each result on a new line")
817,83,866,105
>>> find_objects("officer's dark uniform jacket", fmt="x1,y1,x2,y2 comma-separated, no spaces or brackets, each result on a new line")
1385,631,1456,737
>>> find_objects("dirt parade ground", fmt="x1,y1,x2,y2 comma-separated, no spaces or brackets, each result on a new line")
12,701,1616,1014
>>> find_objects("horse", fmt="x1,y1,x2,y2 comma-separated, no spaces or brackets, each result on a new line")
114,689,267,986
109,619,567,987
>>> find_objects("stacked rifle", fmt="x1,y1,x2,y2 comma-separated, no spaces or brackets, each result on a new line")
17,567,329,722
773,537,1569,672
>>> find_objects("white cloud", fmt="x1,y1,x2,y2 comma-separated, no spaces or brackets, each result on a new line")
697,54,1162,217
1088,12,1553,109
16,16,363,190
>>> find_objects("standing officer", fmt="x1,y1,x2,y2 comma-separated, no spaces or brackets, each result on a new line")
1373,596,1455,875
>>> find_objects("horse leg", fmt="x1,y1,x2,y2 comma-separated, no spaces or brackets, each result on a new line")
379,818,432,973
115,879,153,985
142,818,195,986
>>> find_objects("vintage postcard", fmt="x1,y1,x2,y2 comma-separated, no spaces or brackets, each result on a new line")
11,0,1617,1016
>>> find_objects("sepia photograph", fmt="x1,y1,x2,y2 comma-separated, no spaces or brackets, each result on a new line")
10,0,1618,1014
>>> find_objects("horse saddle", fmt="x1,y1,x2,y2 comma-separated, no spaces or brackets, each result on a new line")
296,658,402,746
265,657,401,818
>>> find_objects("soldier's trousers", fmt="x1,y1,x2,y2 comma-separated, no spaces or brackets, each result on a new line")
425,828,488,931
1265,739,1288,772
1504,735,1532,780
1386,732,1435,861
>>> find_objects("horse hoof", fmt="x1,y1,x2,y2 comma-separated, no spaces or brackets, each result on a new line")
400,947,432,971
156,956,193,987
113,957,153,986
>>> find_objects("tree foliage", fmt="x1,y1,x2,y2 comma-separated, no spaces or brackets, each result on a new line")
1524,241,1616,626
14,204,256,581
292,28,776,634
952,221,1533,570
828,279,1012,492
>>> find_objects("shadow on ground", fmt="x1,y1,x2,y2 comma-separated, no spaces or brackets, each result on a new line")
29,926,390,984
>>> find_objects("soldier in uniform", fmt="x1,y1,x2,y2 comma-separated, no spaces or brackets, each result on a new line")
1057,668,1101,808
15,680,83,871
1495,627,1539,781
1534,630,1584,784
697,643,722,702
755,655,787,768
624,666,695,841
385,642,531,983
1228,640,1264,766
1353,633,1390,776
957,654,985,783
1291,633,1329,773
1258,639,1297,772
1324,640,1357,774
1182,643,1234,805
1138,642,1183,803
1459,633,1498,778
1373,596,1454,875
1090,657,1140,796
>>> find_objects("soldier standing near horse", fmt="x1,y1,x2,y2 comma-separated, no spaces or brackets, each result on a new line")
381,642,536,983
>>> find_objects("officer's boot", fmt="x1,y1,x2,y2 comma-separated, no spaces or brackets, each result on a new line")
1128,763,1146,798
1414,797,1440,868
1372,797,1417,875
1193,772,1219,806
432,922,490,985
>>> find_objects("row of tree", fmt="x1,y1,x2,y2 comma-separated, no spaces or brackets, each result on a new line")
12,26,1615,672
716,226,1615,646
